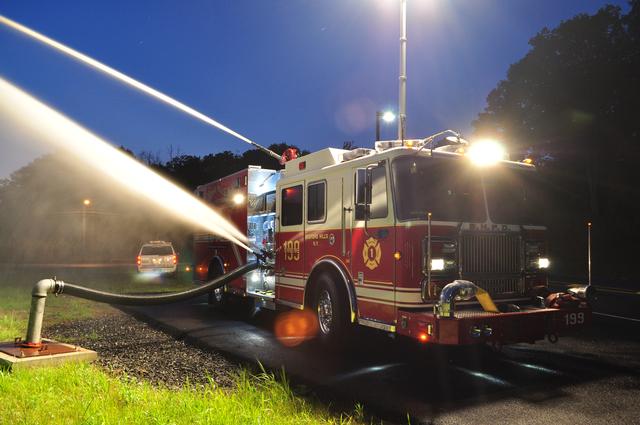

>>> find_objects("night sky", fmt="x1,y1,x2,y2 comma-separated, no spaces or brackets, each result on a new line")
0,0,629,178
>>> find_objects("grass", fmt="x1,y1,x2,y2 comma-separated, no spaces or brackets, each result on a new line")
0,363,364,425
0,265,369,424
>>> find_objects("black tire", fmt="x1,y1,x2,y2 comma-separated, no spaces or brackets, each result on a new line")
312,272,351,346
207,261,227,307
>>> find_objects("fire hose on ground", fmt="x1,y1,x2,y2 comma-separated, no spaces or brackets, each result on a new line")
21,261,259,348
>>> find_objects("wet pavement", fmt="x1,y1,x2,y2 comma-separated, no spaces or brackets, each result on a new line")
125,297,640,425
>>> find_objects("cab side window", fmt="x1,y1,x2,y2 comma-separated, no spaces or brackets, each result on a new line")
281,185,303,226
307,181,326,223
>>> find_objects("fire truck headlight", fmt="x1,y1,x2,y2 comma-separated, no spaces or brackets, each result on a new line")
468,140,506,166
431,258,445,271
537,257,550,269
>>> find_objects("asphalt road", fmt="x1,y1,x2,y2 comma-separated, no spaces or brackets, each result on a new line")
125,296,640,425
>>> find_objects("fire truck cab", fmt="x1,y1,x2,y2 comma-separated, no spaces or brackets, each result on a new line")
194,137,591,346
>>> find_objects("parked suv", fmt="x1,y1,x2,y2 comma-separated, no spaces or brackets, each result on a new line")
136,241,177,275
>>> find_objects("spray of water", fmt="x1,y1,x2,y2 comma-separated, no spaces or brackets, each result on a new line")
0,14,281,161
0,77,253,253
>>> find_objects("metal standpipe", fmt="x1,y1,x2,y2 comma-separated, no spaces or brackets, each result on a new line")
22,262,259,347
24,279,63,347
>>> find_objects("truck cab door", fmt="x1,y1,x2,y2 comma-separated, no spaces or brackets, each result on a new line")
350,161,396,324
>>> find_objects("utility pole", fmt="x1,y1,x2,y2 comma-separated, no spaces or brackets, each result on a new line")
398,0,407,141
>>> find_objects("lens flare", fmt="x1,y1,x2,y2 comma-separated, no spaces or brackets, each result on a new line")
0,77,252,252
0,14,280,161
274,309,319,347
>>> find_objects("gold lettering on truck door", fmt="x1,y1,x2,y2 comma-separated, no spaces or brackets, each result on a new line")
285,240,300,261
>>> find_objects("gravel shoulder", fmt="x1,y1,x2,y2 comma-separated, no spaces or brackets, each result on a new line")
45,309,239,389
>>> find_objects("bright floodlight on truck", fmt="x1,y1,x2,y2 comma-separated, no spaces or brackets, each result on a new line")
467,139,506,166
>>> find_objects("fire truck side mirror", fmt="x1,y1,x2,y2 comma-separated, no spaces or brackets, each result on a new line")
364,168,374,204
354,166,379,221
356,168,374,221
355,204,369,221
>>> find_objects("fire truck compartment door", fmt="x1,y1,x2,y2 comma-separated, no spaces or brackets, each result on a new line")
276,181,305,306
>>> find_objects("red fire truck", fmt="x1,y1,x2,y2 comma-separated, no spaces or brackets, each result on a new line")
193,135,591,346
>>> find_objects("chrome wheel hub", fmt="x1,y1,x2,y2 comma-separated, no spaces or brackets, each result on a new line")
317,290,333,335
213,287,223,302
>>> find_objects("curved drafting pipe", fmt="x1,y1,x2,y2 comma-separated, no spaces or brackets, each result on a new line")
436,280,499,318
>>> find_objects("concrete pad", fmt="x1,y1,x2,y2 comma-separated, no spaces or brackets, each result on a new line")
0,339,97,370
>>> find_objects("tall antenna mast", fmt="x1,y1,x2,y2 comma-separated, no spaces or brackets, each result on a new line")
398,0,407,141
587,222,592,286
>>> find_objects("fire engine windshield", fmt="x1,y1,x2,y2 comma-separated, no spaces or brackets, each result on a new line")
392,156,486,222
483,166,546,225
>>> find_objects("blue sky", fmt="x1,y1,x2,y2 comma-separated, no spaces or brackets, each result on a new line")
0,0,629,178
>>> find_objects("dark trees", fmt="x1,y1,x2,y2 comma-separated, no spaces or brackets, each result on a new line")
160,143,306,191
474,1,640,281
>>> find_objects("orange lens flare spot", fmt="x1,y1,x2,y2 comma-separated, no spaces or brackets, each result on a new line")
393,251,402,260
419,333,428,343
274,309,319,347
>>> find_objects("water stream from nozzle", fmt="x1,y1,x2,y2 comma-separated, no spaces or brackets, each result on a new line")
0,14,281,162
0,77,254,253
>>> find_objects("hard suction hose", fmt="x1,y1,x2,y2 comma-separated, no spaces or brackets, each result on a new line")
22,262,259,347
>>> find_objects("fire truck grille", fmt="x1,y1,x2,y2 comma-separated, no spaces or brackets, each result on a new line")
460,233,524,296
471,277,524,296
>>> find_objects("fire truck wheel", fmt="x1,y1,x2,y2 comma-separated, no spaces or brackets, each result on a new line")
208,287,225,306
312,273,350,346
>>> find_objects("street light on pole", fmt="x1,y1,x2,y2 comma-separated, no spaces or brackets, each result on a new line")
376,110,396,141
82,199,91,255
